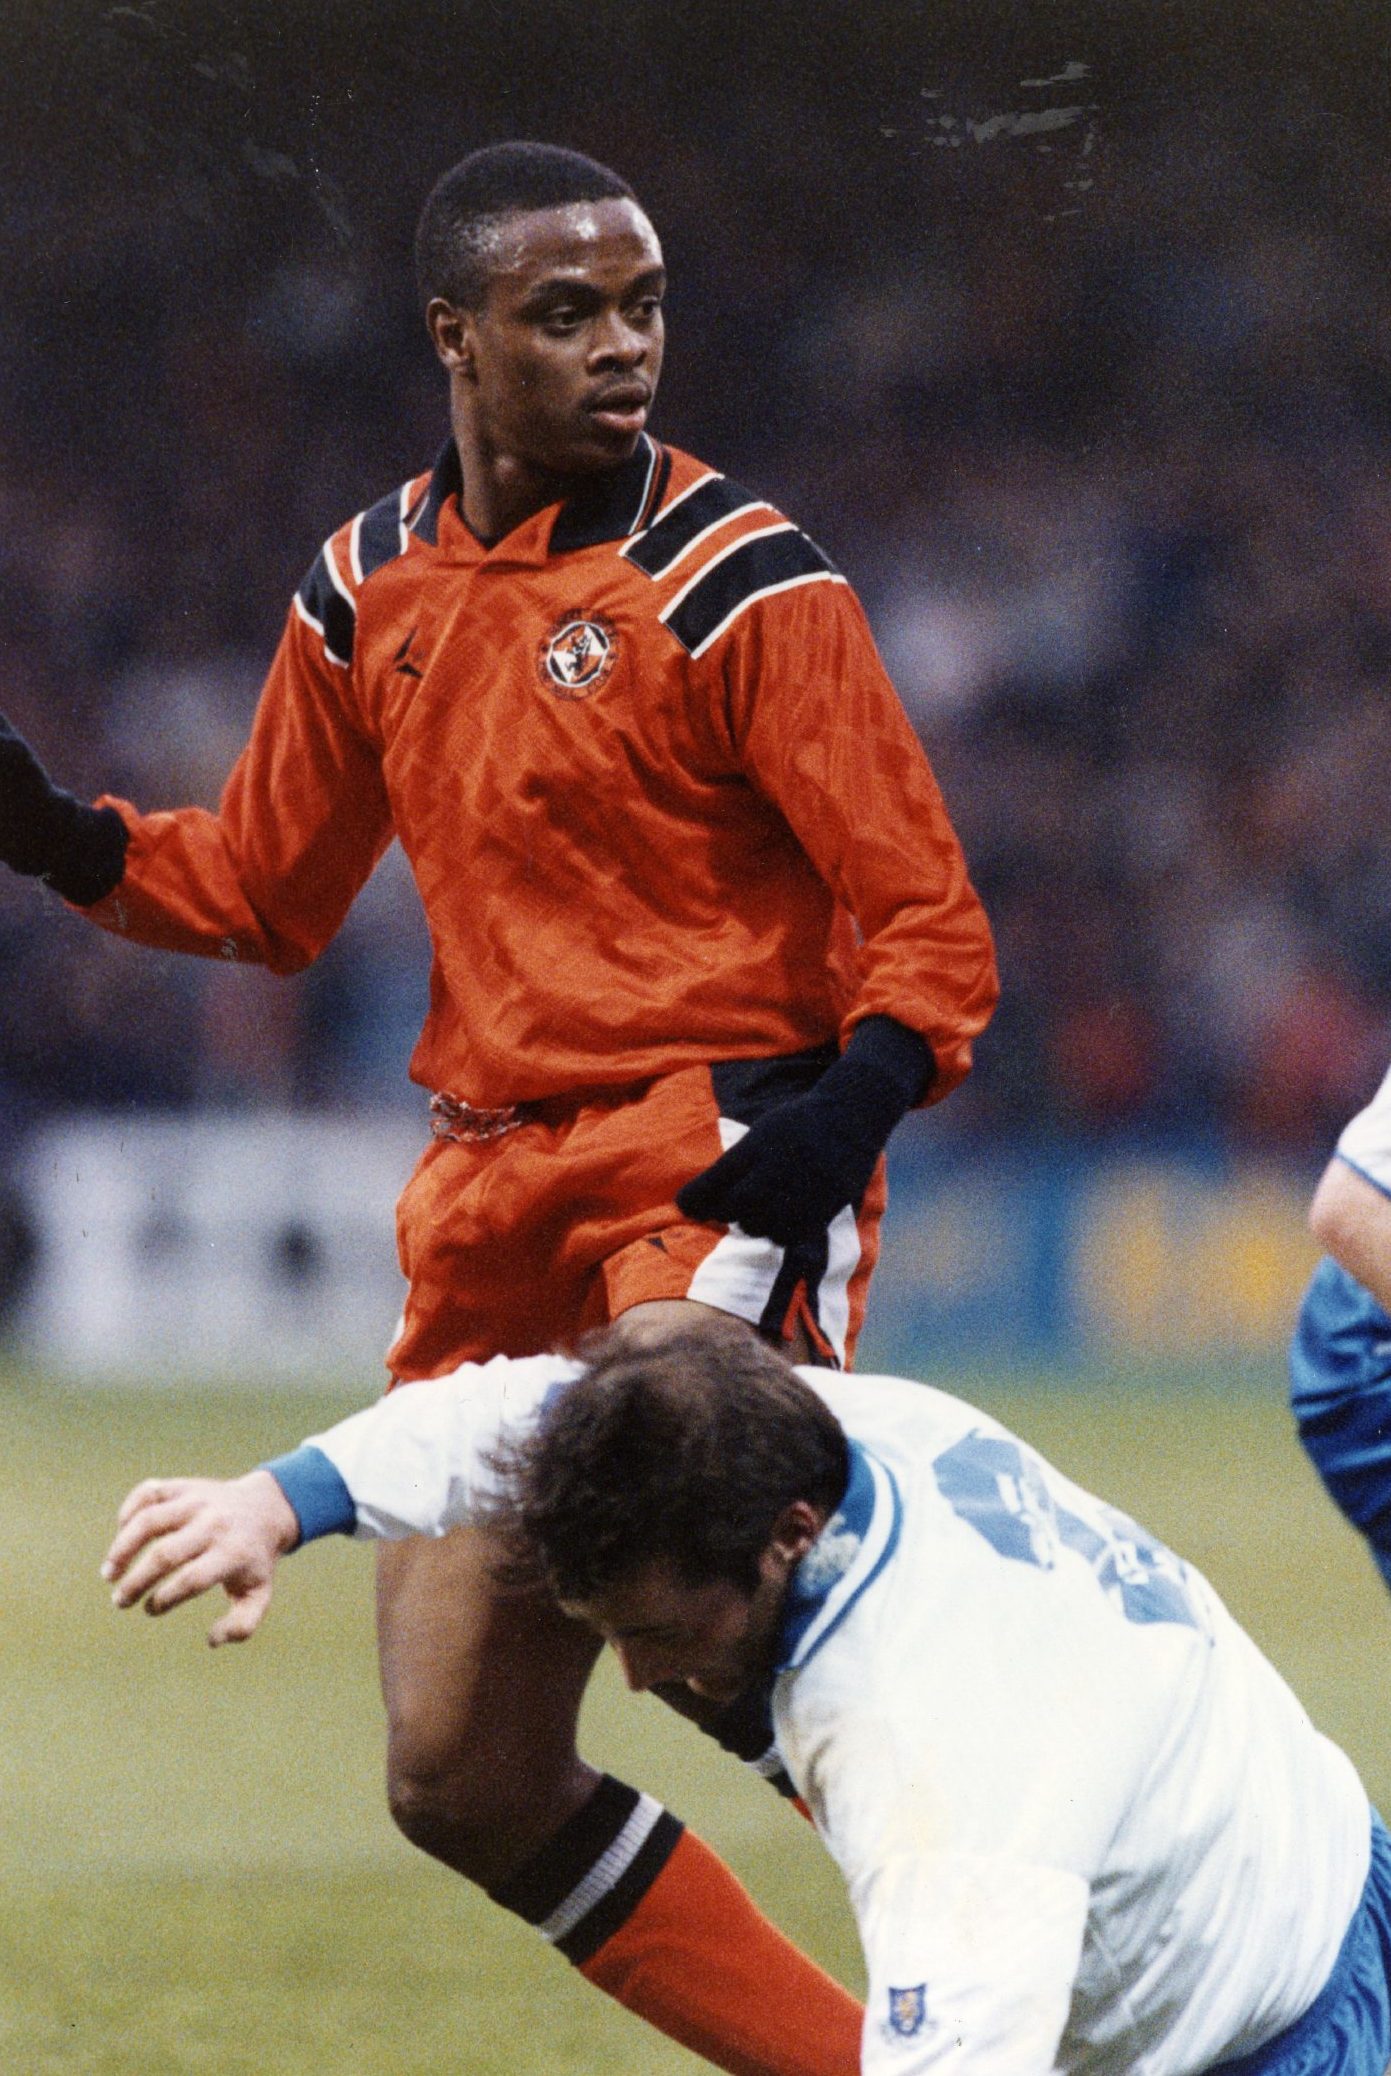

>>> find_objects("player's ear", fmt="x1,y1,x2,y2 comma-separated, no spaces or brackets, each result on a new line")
426,297,477,380
764,1500,824,1579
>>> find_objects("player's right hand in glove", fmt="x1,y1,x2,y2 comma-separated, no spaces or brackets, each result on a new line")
676,1016,934,1249
0,711,128,904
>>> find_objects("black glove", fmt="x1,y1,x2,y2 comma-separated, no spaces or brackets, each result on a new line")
676,1016,934,1248
0,714,128,905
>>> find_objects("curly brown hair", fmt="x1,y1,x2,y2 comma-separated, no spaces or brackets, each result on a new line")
482,1313,848,1601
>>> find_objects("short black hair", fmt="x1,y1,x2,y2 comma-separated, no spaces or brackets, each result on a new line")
484,1315,850,1600
414,141,639,311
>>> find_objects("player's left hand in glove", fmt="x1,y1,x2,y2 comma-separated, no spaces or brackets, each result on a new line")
676,1015,933,1249
0,711,128,904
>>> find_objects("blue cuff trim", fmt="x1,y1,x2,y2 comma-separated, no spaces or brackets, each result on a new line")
261,1445,356,1543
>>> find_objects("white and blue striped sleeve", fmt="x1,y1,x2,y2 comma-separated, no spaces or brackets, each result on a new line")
262,1354,582,1545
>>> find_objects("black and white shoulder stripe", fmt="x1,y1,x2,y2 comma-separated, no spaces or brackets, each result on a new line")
351,481,418,584
294,542,356,669
659,520,844,659
293,481,419,668
621,471,772,578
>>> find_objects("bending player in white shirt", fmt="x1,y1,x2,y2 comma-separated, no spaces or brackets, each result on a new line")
1292,1058,1391,1590
104,1315,1391,2076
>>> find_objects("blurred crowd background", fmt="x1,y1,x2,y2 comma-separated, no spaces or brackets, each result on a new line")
3,0,1389,1195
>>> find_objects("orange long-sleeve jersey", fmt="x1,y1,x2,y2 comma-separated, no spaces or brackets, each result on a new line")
86,437,998,1108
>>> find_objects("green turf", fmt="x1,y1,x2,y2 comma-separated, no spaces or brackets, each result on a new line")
1,1361,1387,2072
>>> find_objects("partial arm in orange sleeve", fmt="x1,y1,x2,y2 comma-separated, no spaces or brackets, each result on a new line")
723,580,998,1100
83,611,394,974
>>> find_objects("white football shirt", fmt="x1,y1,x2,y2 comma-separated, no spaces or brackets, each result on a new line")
296,1357,1369,2076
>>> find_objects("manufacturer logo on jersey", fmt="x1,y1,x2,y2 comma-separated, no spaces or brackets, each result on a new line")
538,611,618,698
886,1985,929,2040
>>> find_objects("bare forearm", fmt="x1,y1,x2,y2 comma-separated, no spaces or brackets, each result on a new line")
1310,1158,1391,1316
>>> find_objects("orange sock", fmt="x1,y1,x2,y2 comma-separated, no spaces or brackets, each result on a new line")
580,1825,862,2076
490,1775,861,2076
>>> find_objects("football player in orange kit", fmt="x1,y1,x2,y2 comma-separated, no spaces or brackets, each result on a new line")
0,144,997,2074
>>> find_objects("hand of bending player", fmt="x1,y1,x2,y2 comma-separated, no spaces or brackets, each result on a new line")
102,1472,300,1646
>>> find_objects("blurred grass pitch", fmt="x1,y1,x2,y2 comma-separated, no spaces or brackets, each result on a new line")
2,1361,1387,2073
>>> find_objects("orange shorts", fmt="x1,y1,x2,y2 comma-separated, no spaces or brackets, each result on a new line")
386,1051,885,1381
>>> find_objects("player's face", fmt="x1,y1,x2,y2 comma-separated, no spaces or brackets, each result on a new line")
564,1563,785,1706
561,1508,820,1707
448,198,666,476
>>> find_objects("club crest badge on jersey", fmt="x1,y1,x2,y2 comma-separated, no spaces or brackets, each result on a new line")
537,611,618,698
886,1985,929,2041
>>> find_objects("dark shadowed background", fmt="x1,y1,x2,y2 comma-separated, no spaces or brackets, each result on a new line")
2,0,1390,1364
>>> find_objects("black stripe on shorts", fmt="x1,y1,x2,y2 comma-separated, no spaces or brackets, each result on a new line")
711,1042,840,1351
759,1229,831,1344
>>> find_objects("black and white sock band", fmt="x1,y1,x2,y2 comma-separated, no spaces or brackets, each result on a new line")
488,1774,684,1968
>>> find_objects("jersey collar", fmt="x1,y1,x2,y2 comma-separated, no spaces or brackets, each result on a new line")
411,438,463,547
549,433,667,551
411,434,667,555
775,1439,903,1674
